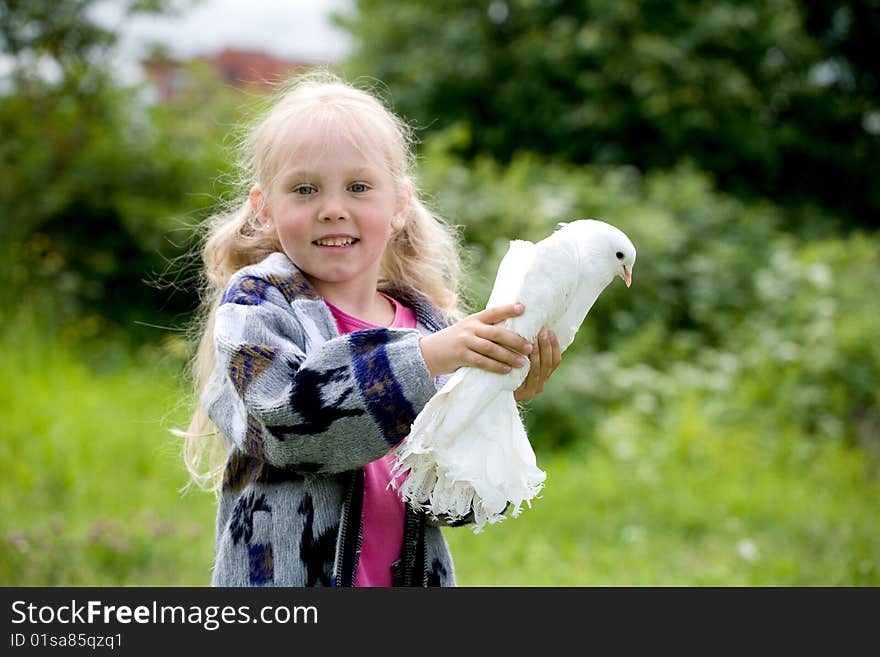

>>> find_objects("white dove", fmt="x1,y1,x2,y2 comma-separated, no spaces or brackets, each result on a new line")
391,219,636,531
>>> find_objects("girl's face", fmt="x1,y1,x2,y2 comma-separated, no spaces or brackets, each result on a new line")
254,131,407,298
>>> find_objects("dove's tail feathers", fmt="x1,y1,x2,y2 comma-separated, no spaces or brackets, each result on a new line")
392,388,546,532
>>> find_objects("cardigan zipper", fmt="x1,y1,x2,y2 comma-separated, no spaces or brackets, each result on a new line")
334,469,365,587
422,526,429,586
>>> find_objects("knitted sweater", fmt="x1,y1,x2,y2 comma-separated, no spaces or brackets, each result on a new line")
203,251,463,586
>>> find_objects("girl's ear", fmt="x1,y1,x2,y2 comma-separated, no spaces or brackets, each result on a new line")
250,184,274,235
391,182,413,232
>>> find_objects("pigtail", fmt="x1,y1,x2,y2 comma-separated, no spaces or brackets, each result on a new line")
380,194,463,318
179,200,280,493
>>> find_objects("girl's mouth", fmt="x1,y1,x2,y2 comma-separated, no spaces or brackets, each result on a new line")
312,237,359,248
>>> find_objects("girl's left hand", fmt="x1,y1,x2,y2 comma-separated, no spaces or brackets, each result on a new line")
514,329,561,402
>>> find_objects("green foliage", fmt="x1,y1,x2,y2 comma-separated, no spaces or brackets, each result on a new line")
417,129,880,453
0,0,231,342
0,86,229,342
338,0,880,227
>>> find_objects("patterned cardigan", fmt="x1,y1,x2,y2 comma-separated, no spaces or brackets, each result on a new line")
203,251,464,586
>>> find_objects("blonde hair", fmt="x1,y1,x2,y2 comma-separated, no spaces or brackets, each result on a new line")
181,69,463,492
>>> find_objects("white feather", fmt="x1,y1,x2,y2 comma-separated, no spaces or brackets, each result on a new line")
391,219,636,531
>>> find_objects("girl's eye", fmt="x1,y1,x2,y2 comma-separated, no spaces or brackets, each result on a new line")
293,184,316,195
349,182,369,193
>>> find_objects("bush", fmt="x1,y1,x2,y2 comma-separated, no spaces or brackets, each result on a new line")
417,130,880,453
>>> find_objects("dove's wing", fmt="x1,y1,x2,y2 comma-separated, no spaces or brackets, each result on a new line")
432,239,537,398
547,275,605,352
419,238,539,446
485,239,537,308
502,229,582,344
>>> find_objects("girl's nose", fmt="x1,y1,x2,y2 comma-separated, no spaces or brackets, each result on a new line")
319,194,349,222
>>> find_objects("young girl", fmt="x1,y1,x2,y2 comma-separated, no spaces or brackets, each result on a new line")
183,70,561,587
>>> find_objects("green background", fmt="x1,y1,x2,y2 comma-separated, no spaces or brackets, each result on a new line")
1,0,877,585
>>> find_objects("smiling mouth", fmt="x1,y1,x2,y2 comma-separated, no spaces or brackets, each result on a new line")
313,237,359,247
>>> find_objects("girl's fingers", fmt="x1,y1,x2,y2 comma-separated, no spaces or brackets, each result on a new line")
469,352,514,375
549,330,561,369
538,330,554,379
535,338,548,380
476,324,532,355
514,330,560,401
530,329,560,382
471,337,529,369
475,302,525,325
528,339,540,367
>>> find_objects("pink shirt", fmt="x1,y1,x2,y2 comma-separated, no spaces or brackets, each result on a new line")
324,292,417,587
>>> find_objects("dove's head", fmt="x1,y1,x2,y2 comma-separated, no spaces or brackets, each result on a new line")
561,219,637,288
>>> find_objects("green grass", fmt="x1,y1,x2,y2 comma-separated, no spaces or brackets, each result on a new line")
0,328,216,586
445,403,879,585
1,329,877,586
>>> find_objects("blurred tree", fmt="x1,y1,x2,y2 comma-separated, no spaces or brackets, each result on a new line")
337,0,880,228
412,137,879,451
0,0,236,341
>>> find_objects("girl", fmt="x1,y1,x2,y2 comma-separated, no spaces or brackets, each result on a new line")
183,70,561,587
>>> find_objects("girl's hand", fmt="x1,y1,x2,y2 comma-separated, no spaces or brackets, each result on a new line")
513,329,561,403
420,303,534,377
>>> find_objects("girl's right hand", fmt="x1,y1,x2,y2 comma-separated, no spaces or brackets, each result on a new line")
419,303,533,377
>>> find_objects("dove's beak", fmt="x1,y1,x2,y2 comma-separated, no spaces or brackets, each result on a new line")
621,265,632,288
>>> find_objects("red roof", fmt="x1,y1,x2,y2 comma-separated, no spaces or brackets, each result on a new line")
210,47,311,87
143,47,315,101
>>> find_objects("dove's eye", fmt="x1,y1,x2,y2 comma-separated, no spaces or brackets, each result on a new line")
616,251,624,260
